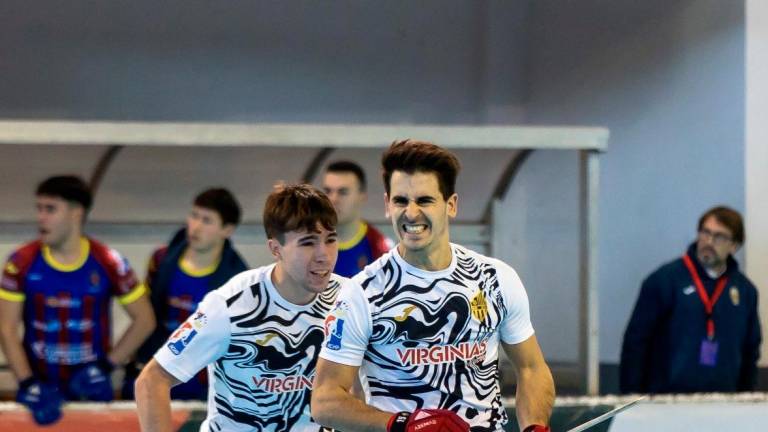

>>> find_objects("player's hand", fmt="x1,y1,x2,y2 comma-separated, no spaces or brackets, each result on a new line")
522,426,550,432
16,377,64,425
387,409,469,432
68,359,114,401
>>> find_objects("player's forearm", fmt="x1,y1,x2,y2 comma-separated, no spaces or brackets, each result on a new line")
135,367,174,432
0,326,33,381
109,313,156,365
515,363,555,429
311,385,392,432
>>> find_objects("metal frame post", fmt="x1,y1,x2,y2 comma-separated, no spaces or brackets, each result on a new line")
579,150,600,395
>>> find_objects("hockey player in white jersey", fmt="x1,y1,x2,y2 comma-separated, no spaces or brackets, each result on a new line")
312,140,555,432
136,184,353,432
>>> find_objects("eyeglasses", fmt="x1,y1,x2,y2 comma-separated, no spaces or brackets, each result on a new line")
698,228,733,245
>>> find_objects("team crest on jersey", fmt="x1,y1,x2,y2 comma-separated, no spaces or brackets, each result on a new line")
191,311,207,325
90,271,100,287
167,311,207,355
327,300,349,320
730,286,740,306
470,291,488,322
4,261,19,275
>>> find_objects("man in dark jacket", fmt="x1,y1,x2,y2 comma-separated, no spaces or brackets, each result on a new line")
620,206,762,393
122,188,248,400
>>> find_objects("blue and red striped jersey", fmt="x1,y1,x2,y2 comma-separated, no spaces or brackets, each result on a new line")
334,222,393,278
0,238,142,385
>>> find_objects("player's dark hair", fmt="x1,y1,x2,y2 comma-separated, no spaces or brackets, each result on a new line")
325,160,367,192
698,206,744,244
194,188,242,226
263,183,337,243
36,175,93,211
381,139,461,200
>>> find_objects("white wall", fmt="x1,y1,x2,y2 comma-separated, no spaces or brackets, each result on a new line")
745,0,768,368
611,401,768,431
514,0,750,363
495,150,581,361
0,1,528,124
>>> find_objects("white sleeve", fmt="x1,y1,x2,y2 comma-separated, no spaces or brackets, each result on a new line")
154,291,231,382
318,279,371,366
496,261,535,345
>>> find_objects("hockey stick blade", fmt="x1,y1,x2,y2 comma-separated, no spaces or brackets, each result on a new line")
565,396,646,432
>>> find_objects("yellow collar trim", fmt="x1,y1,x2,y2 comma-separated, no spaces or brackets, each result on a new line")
42,238,90,272
338,222,368,251
178,254,219,277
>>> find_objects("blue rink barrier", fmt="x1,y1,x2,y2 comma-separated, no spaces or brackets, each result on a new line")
1,394,768,431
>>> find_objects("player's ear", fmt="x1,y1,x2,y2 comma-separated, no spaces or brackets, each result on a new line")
383,193,390,218
70,204,86,226
267,238,282,260
221,224,236,239
729,241,741,254
446,193,458,218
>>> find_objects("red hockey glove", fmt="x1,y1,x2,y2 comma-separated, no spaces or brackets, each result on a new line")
387,409,469,432
522,425,550,432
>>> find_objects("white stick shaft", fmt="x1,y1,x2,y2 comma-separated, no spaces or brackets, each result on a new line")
565,396,645,432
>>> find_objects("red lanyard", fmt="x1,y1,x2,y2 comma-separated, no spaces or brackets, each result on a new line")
682,255,728,340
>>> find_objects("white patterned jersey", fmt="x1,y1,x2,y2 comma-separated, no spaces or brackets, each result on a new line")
319,244,534,432
155,264,345,432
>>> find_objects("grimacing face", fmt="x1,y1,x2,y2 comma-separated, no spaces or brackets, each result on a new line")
269,223,339,298
36,195,82,248
186,206,234,253
322,171,366,226
385,170,456,260
696,215,738,270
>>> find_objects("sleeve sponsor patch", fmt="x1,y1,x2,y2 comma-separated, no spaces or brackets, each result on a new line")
1,258,22,292
324,300,349,351
167,311,208,355
105,248,139,295
1,276,18,291
4,261,19,275
108,248,129,276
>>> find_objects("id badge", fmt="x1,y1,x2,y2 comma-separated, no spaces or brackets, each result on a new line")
699,339,718,366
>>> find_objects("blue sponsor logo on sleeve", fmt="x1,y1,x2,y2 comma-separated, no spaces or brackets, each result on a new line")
166,312,206,356
323,301,349,351
325,317,345,351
